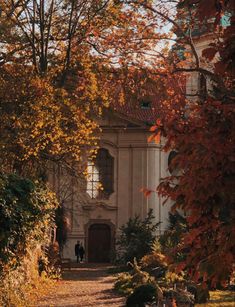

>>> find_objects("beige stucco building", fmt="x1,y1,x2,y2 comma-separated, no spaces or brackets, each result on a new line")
51,108,171,262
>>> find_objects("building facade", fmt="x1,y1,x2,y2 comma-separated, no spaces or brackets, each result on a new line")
51,110,171,262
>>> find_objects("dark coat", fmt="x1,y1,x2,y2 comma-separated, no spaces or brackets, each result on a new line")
79,246,85,256
75,243,80,256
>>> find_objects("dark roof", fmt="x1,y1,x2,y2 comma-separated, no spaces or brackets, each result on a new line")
110,79,185,125
111,100,160,125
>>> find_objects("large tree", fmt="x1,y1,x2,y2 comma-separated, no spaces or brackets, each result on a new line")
138,0,235,285
0,0,166,174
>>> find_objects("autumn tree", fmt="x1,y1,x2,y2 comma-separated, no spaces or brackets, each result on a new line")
135,0,235,286
0,0,166,174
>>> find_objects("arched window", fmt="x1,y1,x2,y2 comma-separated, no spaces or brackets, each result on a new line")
86,148,114,199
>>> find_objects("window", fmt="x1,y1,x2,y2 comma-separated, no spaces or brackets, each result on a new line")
86,148,114,199
140,100,151,109
86,162,100,199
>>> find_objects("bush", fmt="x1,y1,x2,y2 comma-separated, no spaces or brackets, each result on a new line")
115,272,134,295
113,211,210,305
0,172,58,305
114,258,155,295
163,288,194,307
0,246,46,307
194,285,210,303
140,245,168,280
159,211,188,263
126,284,157,307
117,209,160,263
107,265,131,274
0,173,58,270
141,241,167,267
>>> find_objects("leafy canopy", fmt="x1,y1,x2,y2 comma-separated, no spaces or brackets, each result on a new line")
146,0,235,286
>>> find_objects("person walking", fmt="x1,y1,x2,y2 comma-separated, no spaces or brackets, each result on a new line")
79,243,85,262
75,240,80,263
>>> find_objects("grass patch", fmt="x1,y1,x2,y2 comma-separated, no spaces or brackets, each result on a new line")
196,290,235,307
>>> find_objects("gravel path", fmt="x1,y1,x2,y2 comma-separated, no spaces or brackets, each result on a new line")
36,263,125,307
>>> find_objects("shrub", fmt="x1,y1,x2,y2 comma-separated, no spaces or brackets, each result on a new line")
140,248,168,280
114,258,155,295
126,284,157,307
114,246,204,306
0,173,58,271
159,211,188,263
0,246,47,307
163,288,194,307
194,285,210,303
117,209,160,263
140,241,168,269
0,172,58,305
114,272,134,295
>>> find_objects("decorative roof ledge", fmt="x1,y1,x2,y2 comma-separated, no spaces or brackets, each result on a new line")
82,202,117,211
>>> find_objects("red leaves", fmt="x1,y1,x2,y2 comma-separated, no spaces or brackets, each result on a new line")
140,187,152,197
148,131,161,144
196,0,217,21
202,47,218,61
149,0,235,287
157,91,235,284
214,61,228,74
175,262,186,274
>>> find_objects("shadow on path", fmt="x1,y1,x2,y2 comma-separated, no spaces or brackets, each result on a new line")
36,263,125,307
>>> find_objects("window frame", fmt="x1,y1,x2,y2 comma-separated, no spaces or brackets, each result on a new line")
86,148,114,200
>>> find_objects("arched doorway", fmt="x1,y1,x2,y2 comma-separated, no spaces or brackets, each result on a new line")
88,224,111,262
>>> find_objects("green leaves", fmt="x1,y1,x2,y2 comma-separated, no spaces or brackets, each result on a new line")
117,209,161,263
0,172,58,275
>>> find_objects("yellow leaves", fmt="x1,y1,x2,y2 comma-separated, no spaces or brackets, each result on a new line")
148,131,161,144
36,121,44,129
0,65,101,168
118,90,125,105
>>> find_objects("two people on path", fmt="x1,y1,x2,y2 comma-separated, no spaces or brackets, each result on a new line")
75,241,85,263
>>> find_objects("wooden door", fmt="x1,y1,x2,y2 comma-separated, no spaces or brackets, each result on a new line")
88,224,111,262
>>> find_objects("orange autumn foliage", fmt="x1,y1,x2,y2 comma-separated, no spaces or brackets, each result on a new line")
146,0,235,286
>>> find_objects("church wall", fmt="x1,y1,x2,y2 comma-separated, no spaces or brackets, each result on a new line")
116,147,131,228
131,148,145,217
160,149,174,233
58,122,170,260
146,148,161,232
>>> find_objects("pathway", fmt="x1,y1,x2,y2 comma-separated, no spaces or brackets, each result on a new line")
36,263,125,307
